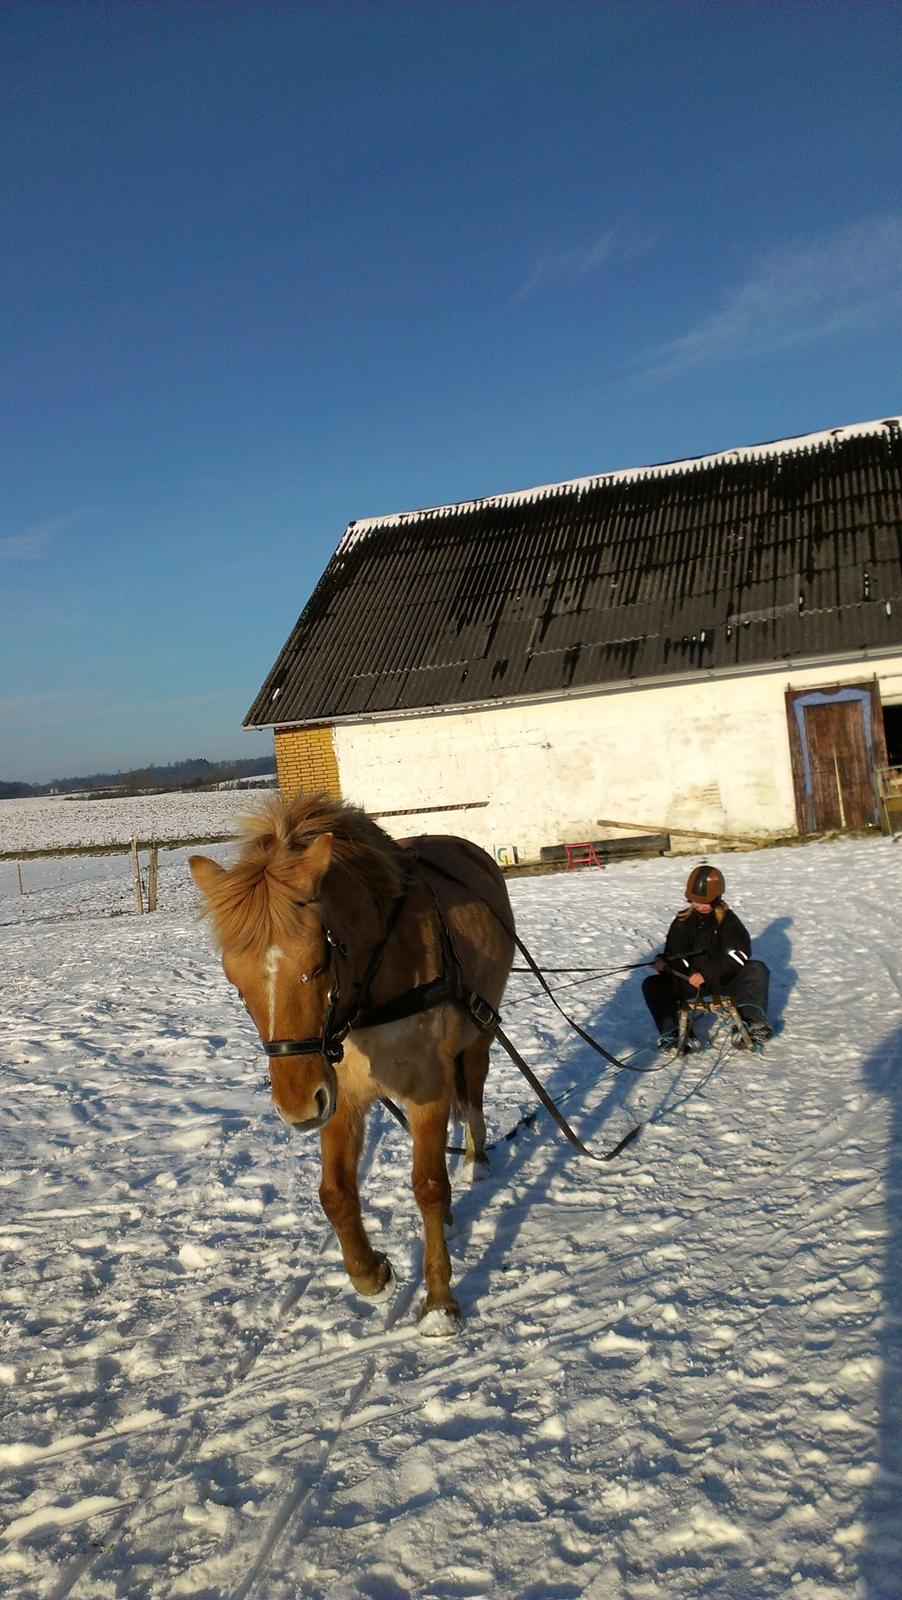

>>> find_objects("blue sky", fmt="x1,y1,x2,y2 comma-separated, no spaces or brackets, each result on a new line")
2,0,901,783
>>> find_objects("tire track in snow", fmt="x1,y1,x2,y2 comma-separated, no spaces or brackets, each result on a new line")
226,1357,379,1600
46,1115,399,1598
226,1267,425,1600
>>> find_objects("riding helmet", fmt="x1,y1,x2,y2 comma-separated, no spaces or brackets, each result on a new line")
684,863,725,904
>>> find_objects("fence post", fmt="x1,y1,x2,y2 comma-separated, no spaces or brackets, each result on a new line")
17,862,25,896
130,835,145,915
147,842,159,912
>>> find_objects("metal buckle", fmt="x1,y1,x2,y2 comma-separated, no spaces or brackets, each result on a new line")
468,993,498,1031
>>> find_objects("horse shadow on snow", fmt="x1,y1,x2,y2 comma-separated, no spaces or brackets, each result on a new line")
436,957,662,1328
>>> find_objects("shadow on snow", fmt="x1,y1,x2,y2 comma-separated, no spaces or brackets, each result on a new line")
861,1018,902,1599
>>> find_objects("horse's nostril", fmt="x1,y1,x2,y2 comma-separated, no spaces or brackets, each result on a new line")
314,1085,331,1121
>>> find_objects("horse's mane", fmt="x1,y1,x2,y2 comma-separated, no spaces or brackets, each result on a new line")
201,792,404,952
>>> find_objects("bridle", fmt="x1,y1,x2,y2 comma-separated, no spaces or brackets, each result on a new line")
262,924,350,1064
259,856,500,1067
260,877,415,1065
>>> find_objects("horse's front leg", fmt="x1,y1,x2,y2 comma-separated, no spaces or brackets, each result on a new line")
318,1099,391,1297
408,1099,460,1335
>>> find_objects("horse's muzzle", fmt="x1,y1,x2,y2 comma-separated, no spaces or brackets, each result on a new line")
270,1062,337,1132
285,1089,335,1133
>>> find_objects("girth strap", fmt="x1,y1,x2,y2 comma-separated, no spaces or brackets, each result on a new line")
353,976,498,1034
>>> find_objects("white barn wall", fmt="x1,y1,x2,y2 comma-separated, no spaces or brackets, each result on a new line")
330,654,902,860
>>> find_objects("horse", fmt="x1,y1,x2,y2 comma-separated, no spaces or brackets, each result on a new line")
189,793,515,1336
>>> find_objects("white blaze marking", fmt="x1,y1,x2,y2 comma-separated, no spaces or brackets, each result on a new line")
263,946,284,1038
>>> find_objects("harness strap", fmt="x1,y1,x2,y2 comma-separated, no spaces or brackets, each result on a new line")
348,849,499,1034
347,880,411,1027
494,1024,642,1162
354,976,498,1033
382,852,642,1159
510,932,636,1070
415,850,639,1075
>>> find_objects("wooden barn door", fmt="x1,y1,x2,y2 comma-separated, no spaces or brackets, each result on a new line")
786,680,888,833
804,700,872,829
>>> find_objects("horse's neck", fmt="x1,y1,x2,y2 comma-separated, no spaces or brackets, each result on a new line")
324,875,379,949
327,872,436,999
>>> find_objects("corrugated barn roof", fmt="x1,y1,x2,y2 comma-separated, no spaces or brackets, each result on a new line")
245,418,902,728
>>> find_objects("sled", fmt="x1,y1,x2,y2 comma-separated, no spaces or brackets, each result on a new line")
677,992,757,1055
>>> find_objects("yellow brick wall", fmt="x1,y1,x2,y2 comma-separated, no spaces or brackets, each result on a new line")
274,726,341,801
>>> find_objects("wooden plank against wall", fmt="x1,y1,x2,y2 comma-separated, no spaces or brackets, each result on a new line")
867,675,890,771
784,686,809,833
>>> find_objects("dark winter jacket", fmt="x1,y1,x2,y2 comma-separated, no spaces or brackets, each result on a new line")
662,904,752,993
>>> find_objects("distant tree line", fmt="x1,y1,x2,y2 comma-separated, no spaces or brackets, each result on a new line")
0,755,275,800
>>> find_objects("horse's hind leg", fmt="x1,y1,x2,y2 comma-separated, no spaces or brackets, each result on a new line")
319,1099,391,1297
459,1037,490,1171
408,1098,461,1335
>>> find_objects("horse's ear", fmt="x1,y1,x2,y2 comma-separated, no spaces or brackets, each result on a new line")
189,854,226,898
301,832,333,893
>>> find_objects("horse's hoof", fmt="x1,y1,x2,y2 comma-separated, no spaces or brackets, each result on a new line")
444,1209,457,1236
418,1301,462,1338
352,1253,393,1298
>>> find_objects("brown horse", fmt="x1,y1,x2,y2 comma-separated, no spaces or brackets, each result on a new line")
189,793,515,1335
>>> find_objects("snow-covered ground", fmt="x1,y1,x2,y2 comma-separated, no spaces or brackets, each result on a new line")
0,790,264,857
1,831,901,1599
0,791,259,911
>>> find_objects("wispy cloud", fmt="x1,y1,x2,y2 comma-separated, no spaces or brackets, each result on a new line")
0,692,74,722
73,691,241,724
0,690,241,736
641,213,902,378
0,506,96,561
513,225,629,304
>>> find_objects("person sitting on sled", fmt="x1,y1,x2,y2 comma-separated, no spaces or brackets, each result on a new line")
642,864,772,1050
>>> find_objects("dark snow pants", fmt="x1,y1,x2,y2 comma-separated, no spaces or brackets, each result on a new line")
642,959,770,1035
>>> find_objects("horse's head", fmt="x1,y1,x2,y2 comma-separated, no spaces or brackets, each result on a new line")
189,832,341,1132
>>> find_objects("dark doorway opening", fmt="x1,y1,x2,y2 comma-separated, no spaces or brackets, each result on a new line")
883,704,902,767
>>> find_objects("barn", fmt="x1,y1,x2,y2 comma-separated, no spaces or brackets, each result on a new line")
244,417,902,860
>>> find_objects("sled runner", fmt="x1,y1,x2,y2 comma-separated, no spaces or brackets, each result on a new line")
675,992,764,1055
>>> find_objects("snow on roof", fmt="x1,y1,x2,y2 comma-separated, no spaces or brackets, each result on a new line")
341,415,901,549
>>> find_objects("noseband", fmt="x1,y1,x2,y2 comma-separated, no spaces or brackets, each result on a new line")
262,925,350,1064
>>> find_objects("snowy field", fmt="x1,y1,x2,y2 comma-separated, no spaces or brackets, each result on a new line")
1,830,901,1599
0,791,262,912
0,791,263,857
